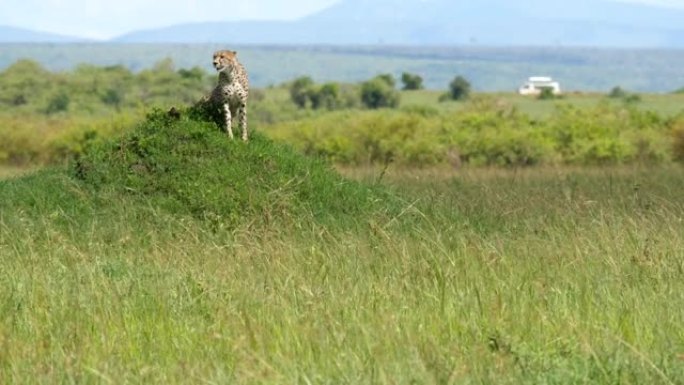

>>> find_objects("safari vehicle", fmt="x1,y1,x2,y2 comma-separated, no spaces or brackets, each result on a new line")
518,76,561,96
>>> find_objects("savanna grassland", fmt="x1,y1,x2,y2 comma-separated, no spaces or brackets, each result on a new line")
1,58,684,383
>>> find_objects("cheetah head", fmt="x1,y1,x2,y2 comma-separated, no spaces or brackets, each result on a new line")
213,50,238,73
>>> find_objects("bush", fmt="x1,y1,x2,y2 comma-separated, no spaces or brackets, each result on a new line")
360,76,400,109
538,87,556,100
287,78,355,111
446,98,552,166
401,72,424,90
444,76,471,101
310,83,343,110
267,98,553,167
547,103,668,164
268,110,444,165
607,86,641,105
265,97,675,167
608,86,628,98
0,112,138,166
289,76,315,108
45,92,70,114
375,74,396,88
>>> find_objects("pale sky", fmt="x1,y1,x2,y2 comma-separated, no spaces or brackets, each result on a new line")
0,0,339,39
0,0,682,40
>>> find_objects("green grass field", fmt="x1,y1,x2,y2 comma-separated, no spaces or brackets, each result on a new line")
1,111,683,383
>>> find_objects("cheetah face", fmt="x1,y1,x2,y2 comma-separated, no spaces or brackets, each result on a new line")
213,50,238,73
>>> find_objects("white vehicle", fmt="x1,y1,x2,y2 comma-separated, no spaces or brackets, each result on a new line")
518,76,561,96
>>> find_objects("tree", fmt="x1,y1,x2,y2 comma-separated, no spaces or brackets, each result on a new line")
376,73,396,88
361,76,400,109
608,86,628,98
401,72,424,90
0,60,50,108
288,77,354,110
607,86,640,104
310,82,342,110
446,75,471,101
289,76,315,108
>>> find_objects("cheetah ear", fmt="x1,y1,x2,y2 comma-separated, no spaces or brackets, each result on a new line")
232,50,237,55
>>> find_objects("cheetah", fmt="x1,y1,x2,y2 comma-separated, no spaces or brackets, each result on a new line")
209,50,250,141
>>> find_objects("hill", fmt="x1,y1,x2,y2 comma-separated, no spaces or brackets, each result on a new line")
0,25,84,43
1,108,397,232
114,0,684,47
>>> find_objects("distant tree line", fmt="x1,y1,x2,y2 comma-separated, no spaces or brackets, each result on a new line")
287,72,471,110
0,58,212,115
0,57,480,116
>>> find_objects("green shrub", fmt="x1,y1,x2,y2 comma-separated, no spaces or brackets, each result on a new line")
287,78,356,111
446,98,552,166
268,110,440,165
267,98,552,167
401,72,424,90
310,83,342,110
360,77,400,109
445,75,471,101
607,86,642,105
537,87,556,100
0,112,137,166
0,60,50,108
289,76,315,108
45,92,70,114
608,86,628,98
375,73,396,88
265,97,675,167
547,103,668,164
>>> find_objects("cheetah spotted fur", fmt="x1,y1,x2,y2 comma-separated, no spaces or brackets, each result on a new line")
209,50,250,141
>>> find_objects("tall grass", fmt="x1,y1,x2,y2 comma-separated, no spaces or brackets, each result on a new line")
2,150,683,382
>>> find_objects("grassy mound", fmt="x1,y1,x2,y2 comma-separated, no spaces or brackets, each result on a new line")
72,108,395,229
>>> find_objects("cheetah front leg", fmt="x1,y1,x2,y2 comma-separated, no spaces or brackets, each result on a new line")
238,102,248,141
223,103,234,139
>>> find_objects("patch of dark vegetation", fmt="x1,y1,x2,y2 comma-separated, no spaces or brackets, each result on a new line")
73,108,399,230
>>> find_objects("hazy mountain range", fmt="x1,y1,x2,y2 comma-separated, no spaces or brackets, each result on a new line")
0,25,85,43
3,0,684,47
